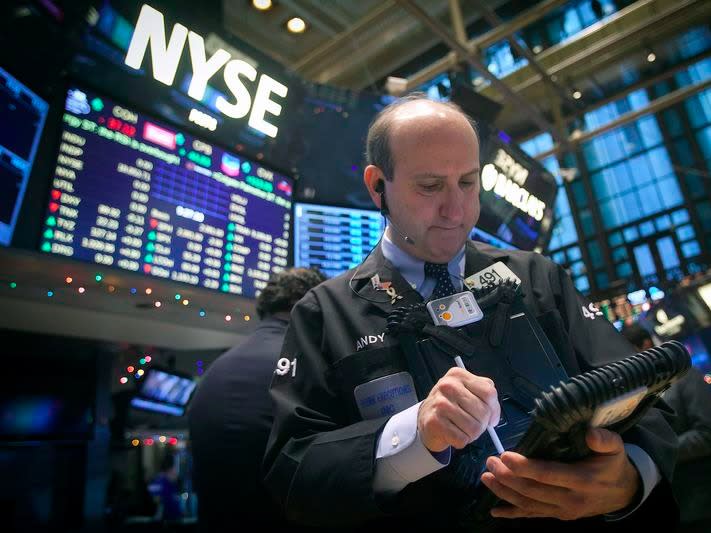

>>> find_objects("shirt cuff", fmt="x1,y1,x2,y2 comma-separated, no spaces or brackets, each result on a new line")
604,443,662,521
373,401,451,495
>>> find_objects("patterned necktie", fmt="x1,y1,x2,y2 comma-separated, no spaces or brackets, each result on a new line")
424,261,457,299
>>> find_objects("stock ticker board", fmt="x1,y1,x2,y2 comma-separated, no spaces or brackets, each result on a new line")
40,86,293,298
294,203,384,278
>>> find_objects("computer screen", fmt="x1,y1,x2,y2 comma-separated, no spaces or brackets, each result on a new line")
294,202,385,278
130,368,197,417
0,67,49,246
39,85,293,297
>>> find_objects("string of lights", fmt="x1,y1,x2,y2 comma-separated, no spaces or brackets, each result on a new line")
0,271,253,324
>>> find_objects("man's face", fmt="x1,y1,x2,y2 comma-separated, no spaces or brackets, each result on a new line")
383,102,480,263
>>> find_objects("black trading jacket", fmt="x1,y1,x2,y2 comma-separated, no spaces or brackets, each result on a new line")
264,241,678,531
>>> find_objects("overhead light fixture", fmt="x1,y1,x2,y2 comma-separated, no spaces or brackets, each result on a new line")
252,0,273,11
287,17,306,33
572,90,582,100
532,45,543,54
647,52,656,62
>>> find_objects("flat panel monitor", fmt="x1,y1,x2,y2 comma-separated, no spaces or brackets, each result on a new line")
294,202,384,278
0,67,49,246
39,85,293,298
130,367,196,417
477,130,557,251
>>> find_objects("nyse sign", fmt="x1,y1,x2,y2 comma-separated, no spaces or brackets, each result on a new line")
125,4,288,138
481,149,547,221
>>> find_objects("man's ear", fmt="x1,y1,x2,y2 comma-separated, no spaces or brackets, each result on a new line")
363,165,385,211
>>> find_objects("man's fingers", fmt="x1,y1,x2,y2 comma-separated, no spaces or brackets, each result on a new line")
497,452,580,489
485,456,572,506
585,428,624,455
480,472,559,518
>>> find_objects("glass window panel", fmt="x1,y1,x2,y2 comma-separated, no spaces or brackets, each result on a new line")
591,171,607,200
656,236,680,270
596,271,609,289
572,181,588,208
613,162,633,194
624,226,640,242
570,260,586,276
587,240,604,268
612,246,628,263
616,262,632,278
657,177,683,208
673,139,695,166
552,251,566,264
582,141,601,170
600,199,621,229
662,109,683,138
638,116,663,149
676,224,695,241
685,174,706,199
639,220,655,236
638,184,663,216
555,188,572,216
563,9,582,37
681,240,701,258
633,244,656,277
620,124,643,155
696,125,711,159
619,191,641,223
628,89,650,110
628,154,653,186
574,275,590,293
686,90,711,129
580,209,596,237
655,215,672,231
609,232,623,247
671,209,689,225
567,246,582,261
647,147,674,178
605,133,624,164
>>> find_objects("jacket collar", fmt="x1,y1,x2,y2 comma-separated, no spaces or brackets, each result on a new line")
351,240,513,316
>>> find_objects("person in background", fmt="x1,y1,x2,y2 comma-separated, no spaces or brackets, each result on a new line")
623,323,711,532
147,452,183,522
188,267,326,531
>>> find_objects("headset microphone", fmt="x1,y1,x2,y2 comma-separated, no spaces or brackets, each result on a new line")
375,180,415,245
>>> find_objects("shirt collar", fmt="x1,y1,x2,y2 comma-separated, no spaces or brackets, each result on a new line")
381,230,466,293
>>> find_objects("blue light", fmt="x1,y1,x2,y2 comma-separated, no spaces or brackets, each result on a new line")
199,309,206,317
130,288,137,294
47,290,54,297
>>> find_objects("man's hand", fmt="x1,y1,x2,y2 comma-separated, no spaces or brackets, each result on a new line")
480,428,641,520
417,367,501,452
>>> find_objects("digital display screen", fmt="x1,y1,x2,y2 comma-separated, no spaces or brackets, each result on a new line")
477,132,557,251
0,67,48,246
130,368,197,417
294,203,384,278
40,85,293,298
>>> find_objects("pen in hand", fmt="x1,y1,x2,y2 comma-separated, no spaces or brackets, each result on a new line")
453,356,505,455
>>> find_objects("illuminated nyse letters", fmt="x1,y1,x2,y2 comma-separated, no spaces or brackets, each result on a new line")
125,4,289,137
481,149,547,221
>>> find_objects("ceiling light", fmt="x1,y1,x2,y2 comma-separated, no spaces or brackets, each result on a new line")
287,17,306,34
252,0,272,10
572,90,582,100
647,52,656,62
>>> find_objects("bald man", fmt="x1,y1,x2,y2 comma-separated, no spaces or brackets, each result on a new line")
263,95,678,530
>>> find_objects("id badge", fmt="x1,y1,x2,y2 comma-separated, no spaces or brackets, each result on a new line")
464,261,522,291
426,291,484,327
353,372,418,420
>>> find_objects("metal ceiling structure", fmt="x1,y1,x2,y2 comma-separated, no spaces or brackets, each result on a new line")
223,0,711,140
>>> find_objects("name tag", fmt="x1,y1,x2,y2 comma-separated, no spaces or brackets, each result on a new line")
464,261,521,291
353,372,418,420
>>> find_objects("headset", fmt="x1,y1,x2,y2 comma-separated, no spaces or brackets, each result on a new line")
375,179,415,245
